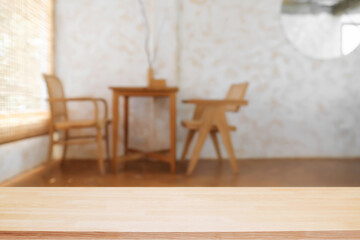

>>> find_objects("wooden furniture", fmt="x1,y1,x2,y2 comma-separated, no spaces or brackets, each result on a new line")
147,67,167,89
181,83,249,175
1,188,360,239
110,87,178,173
43,74,110,175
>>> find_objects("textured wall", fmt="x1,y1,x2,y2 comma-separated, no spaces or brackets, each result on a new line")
0,136,48,183
55,0,360,160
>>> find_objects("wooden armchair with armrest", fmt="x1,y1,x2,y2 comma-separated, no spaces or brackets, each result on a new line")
181,82,249,175
43,74,111,175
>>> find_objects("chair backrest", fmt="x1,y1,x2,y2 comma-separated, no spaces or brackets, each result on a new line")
225,82,249,112
43,74,68,123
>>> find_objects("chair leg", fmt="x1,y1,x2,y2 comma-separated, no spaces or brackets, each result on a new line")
61,130,68,167
97,127,105,175
105,123,111,165
215,110,238,174
180,130,196,162
46,133,54,174
187,108,215,175
210,131,222,161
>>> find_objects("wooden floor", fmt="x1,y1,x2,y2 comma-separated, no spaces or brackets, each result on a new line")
4,158,360,187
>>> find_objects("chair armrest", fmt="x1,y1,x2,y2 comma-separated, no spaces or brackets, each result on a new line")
47,98,101,122
183,99,248,106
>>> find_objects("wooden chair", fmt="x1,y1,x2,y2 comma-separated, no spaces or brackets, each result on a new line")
43,74,110,175
181,82,249,175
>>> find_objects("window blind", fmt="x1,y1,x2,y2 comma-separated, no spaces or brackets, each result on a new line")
0,0,54,144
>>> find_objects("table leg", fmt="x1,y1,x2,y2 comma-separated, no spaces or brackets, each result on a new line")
124,96,129,155
112,92,119,173
169,93,177,173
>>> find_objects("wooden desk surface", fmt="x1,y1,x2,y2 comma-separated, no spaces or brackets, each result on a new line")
1,188,360,239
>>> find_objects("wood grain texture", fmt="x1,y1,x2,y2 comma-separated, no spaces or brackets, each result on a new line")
1,188,360,238
1,231,360,240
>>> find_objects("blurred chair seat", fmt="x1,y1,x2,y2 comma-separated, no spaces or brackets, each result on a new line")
55,119,110,130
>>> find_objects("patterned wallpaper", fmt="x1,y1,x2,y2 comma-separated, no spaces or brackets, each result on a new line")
55,0,360,160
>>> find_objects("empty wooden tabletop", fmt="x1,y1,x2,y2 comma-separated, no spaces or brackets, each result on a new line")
0,188,360,239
